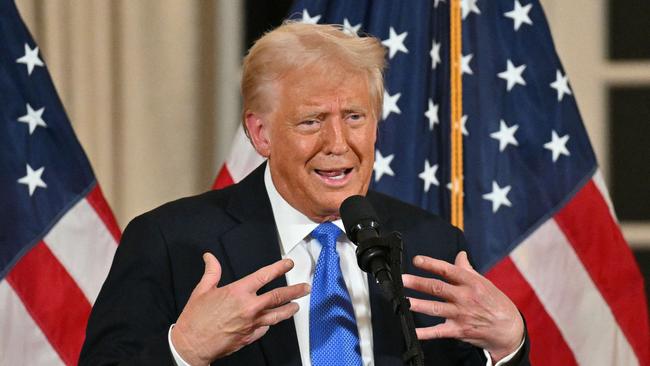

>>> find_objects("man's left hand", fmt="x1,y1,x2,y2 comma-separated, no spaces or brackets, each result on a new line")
402,251,524,362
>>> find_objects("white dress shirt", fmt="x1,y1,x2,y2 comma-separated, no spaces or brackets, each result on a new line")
263,165,374,366
169,164,523,365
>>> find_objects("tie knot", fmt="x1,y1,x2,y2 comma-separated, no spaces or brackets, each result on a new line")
311,222,342,249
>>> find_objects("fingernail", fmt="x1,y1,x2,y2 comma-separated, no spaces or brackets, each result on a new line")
285,259,294,268
414,256,423,265
304,284,311,293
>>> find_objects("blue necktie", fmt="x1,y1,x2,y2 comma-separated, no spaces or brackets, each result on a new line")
309,222,362,366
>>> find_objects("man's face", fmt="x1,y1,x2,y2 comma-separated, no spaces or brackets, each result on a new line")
247,66,377,221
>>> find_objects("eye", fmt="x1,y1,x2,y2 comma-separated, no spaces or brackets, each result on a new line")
347,113,365,123
299,119,321,127
296,119,321,133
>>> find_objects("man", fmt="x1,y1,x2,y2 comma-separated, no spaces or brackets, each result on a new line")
81,22,528,366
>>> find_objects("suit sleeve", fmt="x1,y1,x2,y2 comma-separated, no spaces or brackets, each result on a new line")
79,214,177,366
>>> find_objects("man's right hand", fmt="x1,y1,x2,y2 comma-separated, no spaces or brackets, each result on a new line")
171,253,310,366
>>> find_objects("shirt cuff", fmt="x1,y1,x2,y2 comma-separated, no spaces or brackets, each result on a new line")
483,337,526,366
169,324,192,366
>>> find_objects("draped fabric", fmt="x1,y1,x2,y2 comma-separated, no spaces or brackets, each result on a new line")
15,0,243,227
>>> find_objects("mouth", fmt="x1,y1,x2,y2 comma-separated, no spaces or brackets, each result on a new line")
314,168,354,185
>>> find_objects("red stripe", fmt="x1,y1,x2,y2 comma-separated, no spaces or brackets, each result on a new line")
487,257,578,365
554,181,650,365
213,165,235,189
86,184,121,242
6,242,92,366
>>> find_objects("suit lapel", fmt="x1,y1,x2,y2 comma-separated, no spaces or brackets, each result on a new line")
219,163,302,366
369,278,407,366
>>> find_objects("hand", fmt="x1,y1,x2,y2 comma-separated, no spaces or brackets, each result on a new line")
171,253,310,366
402,252,524,362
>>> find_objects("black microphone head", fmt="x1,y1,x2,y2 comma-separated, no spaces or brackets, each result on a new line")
340,195,380,243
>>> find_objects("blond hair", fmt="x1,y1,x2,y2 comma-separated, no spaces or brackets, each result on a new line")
241,21,386,134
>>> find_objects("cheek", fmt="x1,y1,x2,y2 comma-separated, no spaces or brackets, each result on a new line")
350,126,377,161
272,130,321,166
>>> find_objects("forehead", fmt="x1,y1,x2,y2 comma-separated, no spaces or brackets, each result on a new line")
276,65,371,109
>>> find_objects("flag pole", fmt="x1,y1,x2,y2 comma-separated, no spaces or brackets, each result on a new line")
450,0,464,230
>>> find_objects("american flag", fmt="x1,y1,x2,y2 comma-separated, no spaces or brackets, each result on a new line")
215,0,650,364
0,1,120,364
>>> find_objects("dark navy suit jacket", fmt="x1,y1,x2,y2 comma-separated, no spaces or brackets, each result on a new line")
80,164,530,365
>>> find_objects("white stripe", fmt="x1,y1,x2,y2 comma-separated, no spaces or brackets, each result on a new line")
225,126,265,182
510,217,638,366
592,169,618,222
44,197,117,304
0,281,64,365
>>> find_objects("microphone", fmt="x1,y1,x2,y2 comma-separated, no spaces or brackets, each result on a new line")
340,195,392,285
341,196,425,366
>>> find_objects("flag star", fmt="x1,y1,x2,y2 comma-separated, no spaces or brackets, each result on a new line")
504,0,533,31
16,43,44,75
300,9,321,24
544,130,570,162
17,164,47,196
434,0,446,7
482,181,512,213
454,115,469,136
424,99,439,130
550,70,572,101
383,90,401,120
373,150,395,182
461,53,473,75
461,0,481,19
342,18,362,36
18,103,47,134
382,27,408,59
430,40,441,69
490,120,519,152
418,160,439,193
497,59,527,91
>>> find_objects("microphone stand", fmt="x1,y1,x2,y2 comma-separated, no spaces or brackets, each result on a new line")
356,233,424,366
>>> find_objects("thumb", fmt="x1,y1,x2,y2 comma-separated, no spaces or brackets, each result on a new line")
194,252,222,294
455,251,474,271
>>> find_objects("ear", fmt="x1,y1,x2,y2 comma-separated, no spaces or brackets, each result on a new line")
245,111,271,157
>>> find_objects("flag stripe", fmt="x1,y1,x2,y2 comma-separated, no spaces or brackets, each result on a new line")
592,170,618,222
554,180,650,365
86,184,121,243
44,196,118,304
223,126,265,182
487,257,577,366
6,242,91,366
0,281,63,365
213,165,235,189
510,215,639,366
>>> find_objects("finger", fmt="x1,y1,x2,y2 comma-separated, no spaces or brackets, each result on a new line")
256,283,310,311
240,259,295,292
408,297,458,319
415,322,461,340
193,252,222,294
257,302,300,326
248,325,270,344
412,255,468,284
402,274,457,301
455,251,475,272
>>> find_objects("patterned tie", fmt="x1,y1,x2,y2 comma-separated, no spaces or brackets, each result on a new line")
309,222,362,366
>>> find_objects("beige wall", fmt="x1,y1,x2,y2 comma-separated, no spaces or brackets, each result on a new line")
16,0,243,228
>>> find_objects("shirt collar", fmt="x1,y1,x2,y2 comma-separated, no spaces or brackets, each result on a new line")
264,164,345,254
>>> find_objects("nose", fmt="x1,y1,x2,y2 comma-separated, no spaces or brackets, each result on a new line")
322,117,350,155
